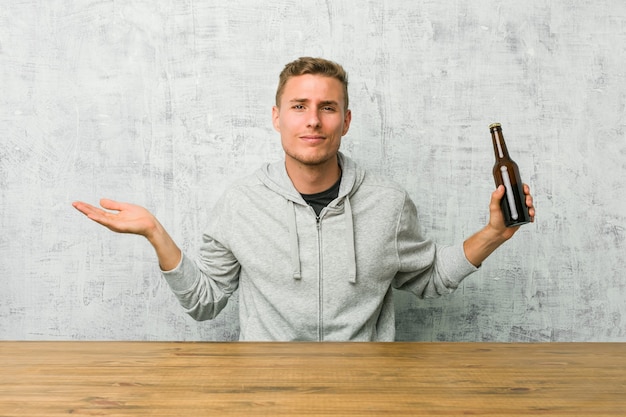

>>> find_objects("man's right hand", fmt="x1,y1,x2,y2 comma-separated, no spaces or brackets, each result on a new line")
72,199,182,271
72,199,158,238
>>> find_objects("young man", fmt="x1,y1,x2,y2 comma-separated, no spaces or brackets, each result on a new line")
73,57,535,341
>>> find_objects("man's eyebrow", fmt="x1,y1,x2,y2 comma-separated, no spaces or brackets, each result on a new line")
288,98,339,106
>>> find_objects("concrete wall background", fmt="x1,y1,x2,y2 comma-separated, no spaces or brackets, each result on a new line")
1,1,625,341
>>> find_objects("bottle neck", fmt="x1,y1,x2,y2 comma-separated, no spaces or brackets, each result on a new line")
491,127,510,159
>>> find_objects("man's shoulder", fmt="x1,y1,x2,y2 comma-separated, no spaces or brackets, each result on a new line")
222,171,266,198
341,153,407,196
358,169,408,197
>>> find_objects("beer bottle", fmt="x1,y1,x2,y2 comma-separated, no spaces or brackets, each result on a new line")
490,123,530,227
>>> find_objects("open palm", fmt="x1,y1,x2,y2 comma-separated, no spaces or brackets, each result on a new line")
72,199,158,238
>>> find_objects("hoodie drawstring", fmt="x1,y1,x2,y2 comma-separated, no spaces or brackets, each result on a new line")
343,196,357,284
287,200,302,280
287,197,357,284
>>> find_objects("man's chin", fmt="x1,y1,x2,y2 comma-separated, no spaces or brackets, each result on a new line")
285,151,338,168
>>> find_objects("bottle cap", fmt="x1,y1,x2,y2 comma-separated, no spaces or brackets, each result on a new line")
489,122,501,129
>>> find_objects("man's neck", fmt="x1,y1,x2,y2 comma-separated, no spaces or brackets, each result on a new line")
285,156,341,195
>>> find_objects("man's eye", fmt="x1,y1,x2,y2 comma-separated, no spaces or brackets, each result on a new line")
323,106,336,112
293,104,305,110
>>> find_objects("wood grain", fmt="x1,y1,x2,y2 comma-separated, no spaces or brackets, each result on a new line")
0,342,624,416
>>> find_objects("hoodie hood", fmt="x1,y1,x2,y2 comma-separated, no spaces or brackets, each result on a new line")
255,152,365,203
256,152,365,283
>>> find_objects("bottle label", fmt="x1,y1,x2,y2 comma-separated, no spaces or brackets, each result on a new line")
496,132,505,158
500,166,519,220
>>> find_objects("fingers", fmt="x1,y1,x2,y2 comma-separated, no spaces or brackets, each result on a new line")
523,185,534,210
72,200,121,228
522,183,535,222
72,201,101,217
490,185,505,205
73,199,124,215
99,198,124,212
72,200,108,223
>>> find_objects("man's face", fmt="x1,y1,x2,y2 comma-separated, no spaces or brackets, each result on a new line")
272,74,351,169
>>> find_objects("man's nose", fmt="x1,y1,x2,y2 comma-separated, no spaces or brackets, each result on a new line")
306,110,321,128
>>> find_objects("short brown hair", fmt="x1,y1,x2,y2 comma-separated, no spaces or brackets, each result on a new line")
275,57,349,111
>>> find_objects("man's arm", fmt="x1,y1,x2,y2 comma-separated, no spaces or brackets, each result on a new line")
463,184,535,267
72,199,182,271
74,198,239,321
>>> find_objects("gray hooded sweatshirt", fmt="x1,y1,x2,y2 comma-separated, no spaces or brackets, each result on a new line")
162,152,478,341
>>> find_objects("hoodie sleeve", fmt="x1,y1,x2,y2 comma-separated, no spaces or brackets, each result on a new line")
392,192,478,298
161,193,241,321
161,246,240,322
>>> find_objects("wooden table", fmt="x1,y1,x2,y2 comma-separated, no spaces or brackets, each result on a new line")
0,342,624,416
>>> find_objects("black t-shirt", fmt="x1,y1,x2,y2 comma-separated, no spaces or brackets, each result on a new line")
300,176,342,217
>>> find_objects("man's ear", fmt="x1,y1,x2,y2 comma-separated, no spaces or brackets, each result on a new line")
342,109,352,136
272,106,280,132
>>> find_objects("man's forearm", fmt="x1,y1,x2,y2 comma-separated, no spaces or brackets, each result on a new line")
146,221,183,271
462,226,509,268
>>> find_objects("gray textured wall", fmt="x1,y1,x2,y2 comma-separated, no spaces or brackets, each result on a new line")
1,1,625,341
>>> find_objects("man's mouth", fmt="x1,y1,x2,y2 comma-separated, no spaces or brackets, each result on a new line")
300,135,325,142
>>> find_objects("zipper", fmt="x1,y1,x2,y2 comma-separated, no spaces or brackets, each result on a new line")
307,204,326,342
316,214,323,342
